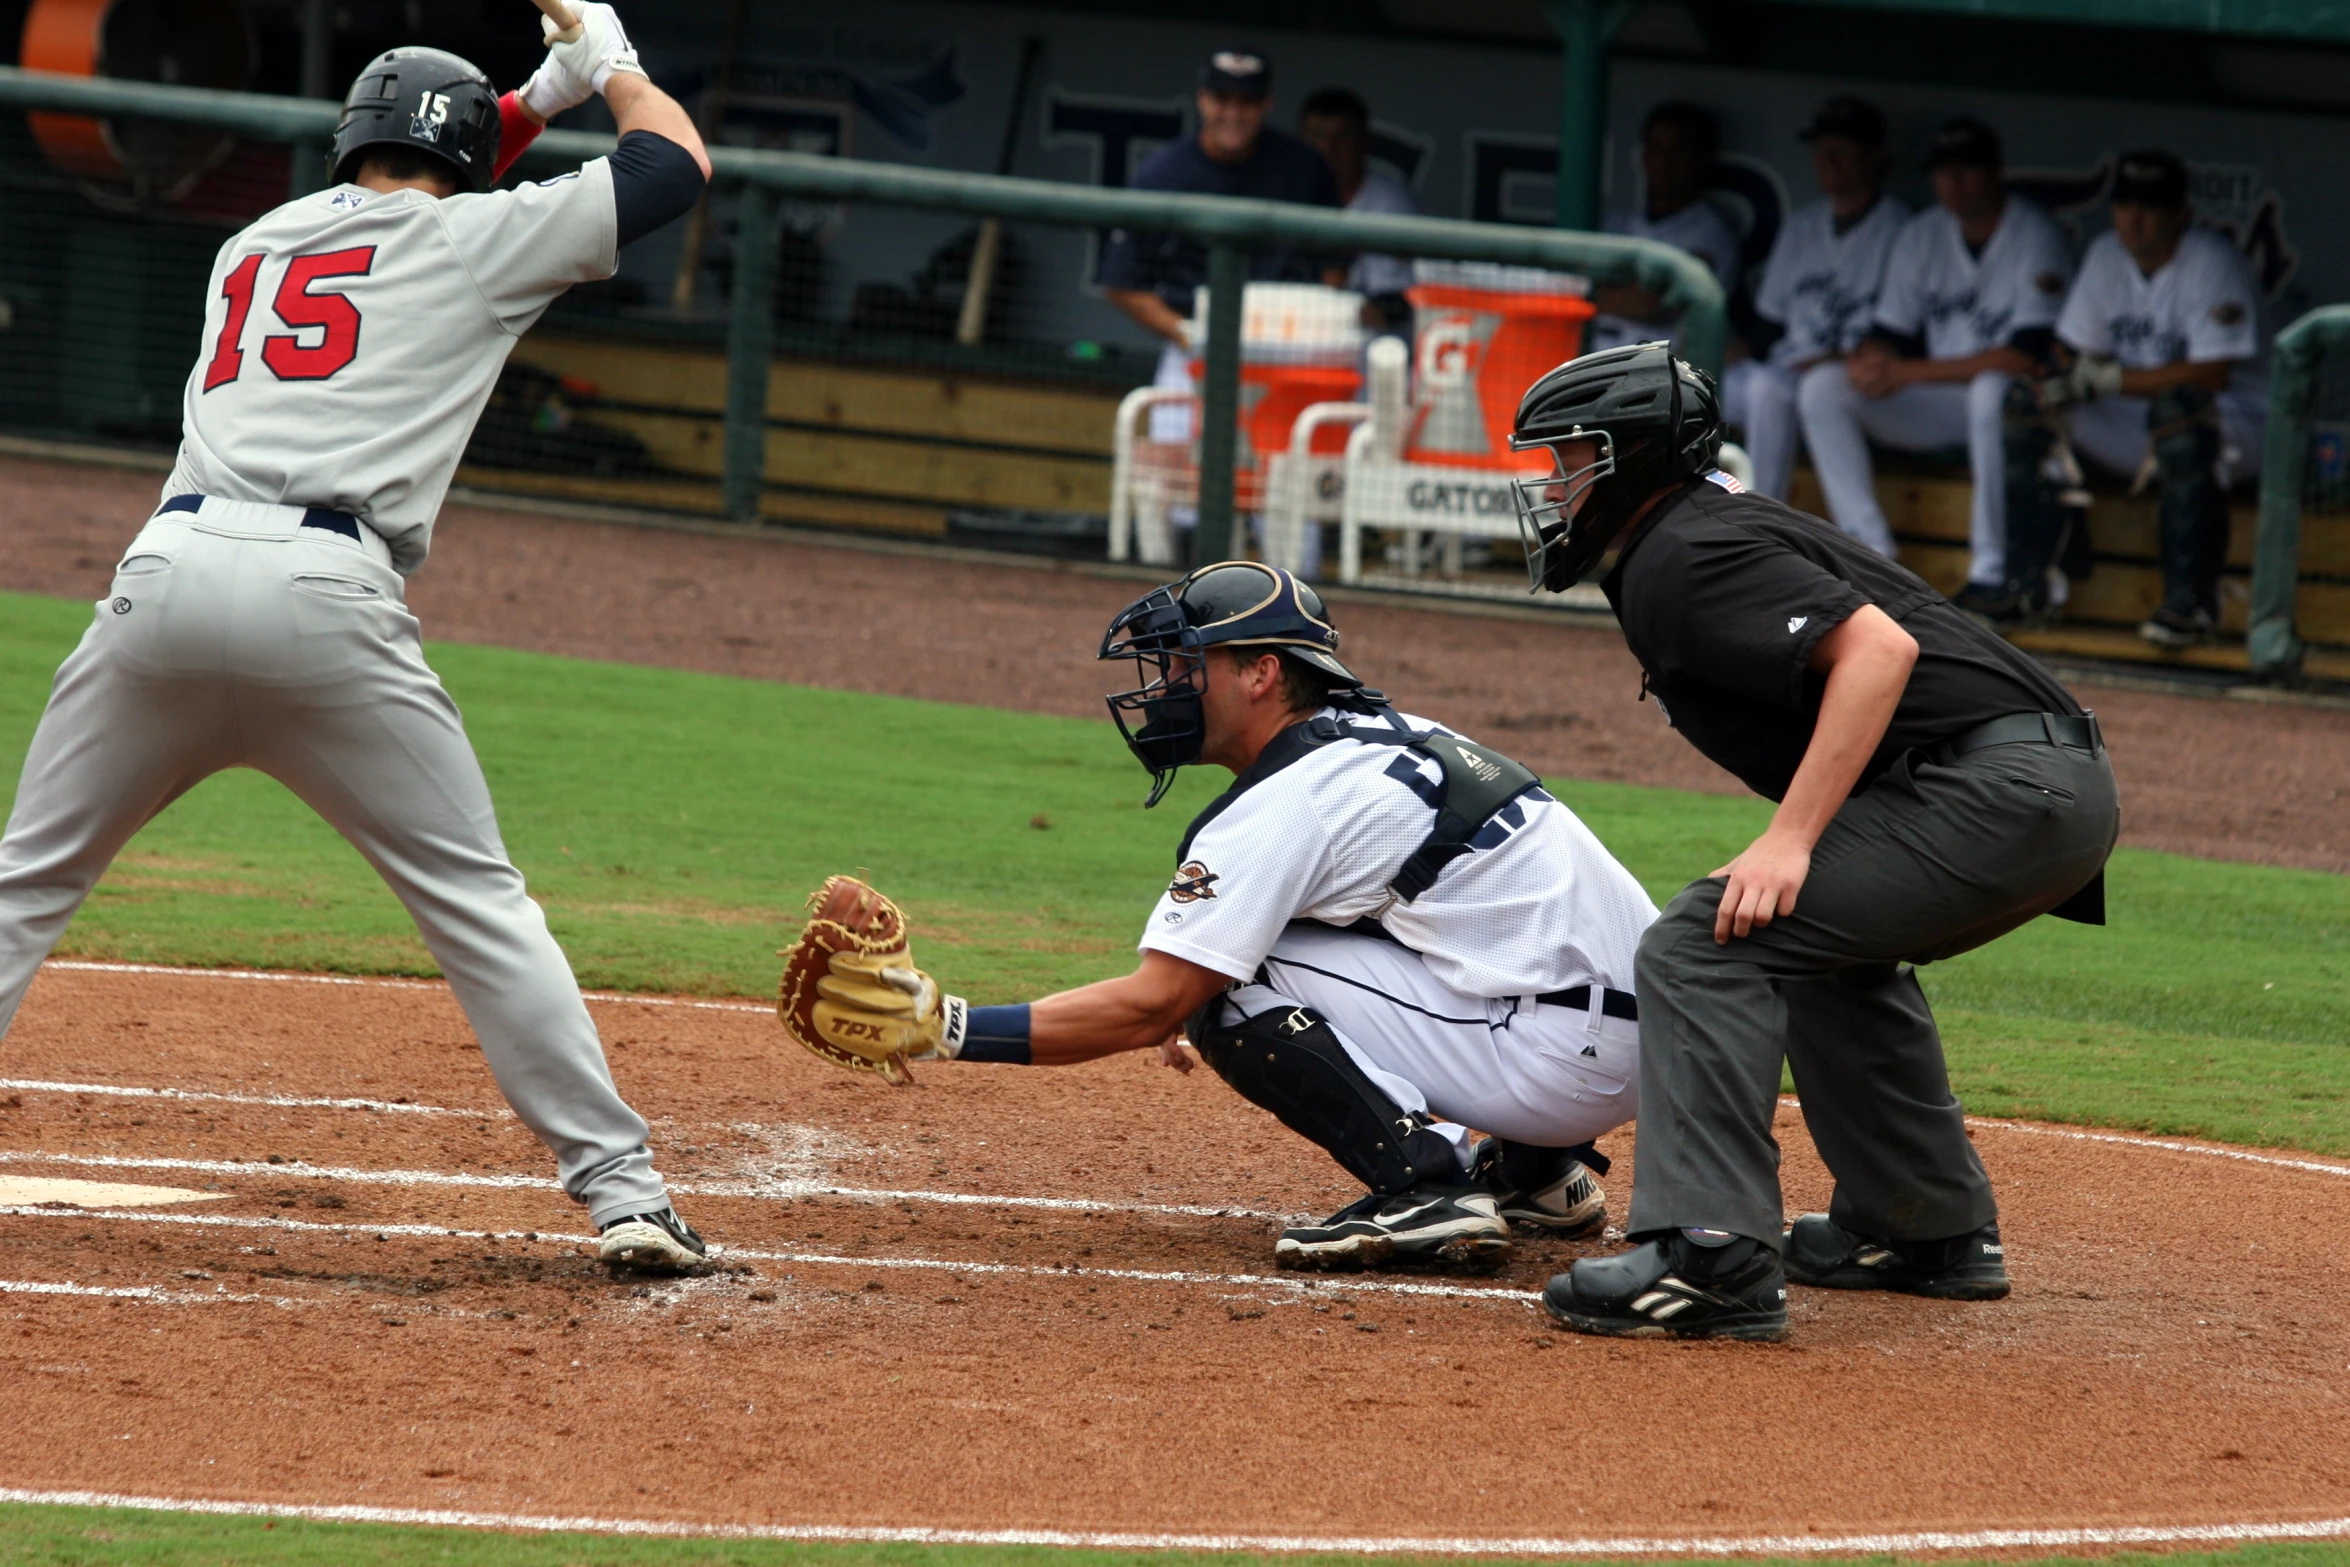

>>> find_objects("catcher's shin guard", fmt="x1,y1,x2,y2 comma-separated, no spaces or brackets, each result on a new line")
1188,1001,1460,1194
2149,385,2229,618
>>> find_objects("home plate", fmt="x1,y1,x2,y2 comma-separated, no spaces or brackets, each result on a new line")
0,1177,230,1208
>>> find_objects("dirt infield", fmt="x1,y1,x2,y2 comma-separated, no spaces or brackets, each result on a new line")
3,960,2349,1551
3,450,2346,874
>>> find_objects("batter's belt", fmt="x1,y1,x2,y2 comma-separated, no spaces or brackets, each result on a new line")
147,493,394,568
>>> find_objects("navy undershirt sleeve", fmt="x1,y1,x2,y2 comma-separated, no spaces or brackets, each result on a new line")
610,130,706,248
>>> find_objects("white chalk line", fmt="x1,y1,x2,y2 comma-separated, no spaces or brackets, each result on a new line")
0,1147,1291,1221
0,1278,307,1308
44,959,2350,1189
42,959,769,1015
2,1486,2347,1559
0,1077,485,1119
0,1204,1535,1305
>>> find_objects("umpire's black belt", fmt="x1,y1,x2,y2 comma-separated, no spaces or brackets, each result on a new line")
159,492,366,543
1937,710,2103,763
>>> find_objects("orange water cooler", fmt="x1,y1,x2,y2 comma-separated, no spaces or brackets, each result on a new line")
1404,266,1594,473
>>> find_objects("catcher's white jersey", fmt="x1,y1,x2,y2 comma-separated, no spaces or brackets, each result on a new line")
1139,710,1658,998
1753,194,1911,367
1588,199,1743,355
2058,227,2264,397
1873,197,2072,360
165,164,618,575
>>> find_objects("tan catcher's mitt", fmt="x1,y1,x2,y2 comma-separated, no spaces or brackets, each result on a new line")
778,876,967,1086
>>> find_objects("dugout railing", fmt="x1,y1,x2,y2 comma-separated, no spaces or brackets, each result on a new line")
0,64,1722,574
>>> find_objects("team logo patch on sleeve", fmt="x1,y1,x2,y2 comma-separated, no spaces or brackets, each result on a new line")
2034,271,2066,296
2212,301,2247,326
1168,861,1221,902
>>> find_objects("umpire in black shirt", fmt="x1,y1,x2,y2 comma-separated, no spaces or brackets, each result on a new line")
1508,343,2118,1342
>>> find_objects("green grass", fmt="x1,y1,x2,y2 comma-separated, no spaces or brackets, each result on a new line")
3,1505,2347,1567
1,588,2344,1153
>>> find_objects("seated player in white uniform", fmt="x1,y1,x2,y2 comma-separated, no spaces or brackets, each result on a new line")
1797,117,2072,594
899,562,1656,1271
1588,101,1742,357
1720,96,1907,501
0,10,716,1271
2003,150,2265,648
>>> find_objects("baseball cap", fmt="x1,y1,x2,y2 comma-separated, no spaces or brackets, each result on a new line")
1199,49,1271,99
1925,116,2002,171
1799,95,1887,149
2112,148,2188,208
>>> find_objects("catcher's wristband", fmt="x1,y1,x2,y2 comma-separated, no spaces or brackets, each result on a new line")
957,1003,1031,1065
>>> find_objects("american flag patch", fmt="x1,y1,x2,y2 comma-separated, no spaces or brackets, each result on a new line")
1705,469,1747,493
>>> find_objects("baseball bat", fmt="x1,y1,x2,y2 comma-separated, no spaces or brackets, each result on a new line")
530,0,584,44
954,35,1045,348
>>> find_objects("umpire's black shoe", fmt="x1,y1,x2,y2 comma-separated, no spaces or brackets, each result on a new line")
597,1207,709,1273
1275,1184,1511,1272
1782,1214,2009,1300
1542,1230,1788,1342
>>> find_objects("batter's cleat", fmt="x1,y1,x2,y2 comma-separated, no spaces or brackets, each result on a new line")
1542,1231,1788,1341
597,1207,708,1273
1782,1214,2010,1300
1275,1184,1512,1272
1490,1158,1608,1239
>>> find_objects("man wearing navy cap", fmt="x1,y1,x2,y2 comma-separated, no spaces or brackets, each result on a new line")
1099,49,1340,532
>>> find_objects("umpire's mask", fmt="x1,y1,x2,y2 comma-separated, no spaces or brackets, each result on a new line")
1099,561,1364,807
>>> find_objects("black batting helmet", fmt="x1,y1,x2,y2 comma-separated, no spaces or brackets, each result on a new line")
1099,561,1369,806
1507,342,1722,592
329,47,501,194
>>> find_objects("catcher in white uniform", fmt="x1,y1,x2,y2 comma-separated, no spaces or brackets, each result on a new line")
0,7,713,1270
776,563,1656,1272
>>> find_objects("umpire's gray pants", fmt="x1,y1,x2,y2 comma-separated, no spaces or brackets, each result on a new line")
0,512,672,1227
1625,738,2118,1248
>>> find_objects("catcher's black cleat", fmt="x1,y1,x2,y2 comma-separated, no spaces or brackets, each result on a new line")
597,1207,709,1273
1484,1147,1608,1239
1542,1230,1787,1341
1783,1214,2010,1300
1275,1183,1511,1272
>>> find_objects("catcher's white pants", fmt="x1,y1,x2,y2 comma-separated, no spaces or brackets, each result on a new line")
0,503,671,1226
1798,362,2015,579
1720,360,1802,501
2065,392,2266,488
1220,922,1640,1174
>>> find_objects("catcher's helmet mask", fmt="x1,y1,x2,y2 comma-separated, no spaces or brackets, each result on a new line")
329,46,501,195
1099,561,1371,807
1507,341,1723,592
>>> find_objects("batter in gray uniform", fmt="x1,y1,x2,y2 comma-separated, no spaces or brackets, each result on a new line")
0,6,713,1270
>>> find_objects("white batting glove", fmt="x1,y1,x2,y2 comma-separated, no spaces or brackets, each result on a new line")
518,55,593,120
541,2,647,96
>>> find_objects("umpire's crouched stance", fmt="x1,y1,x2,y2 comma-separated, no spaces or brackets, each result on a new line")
1512,344,2119,1341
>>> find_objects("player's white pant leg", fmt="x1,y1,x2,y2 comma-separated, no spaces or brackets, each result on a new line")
1725,361,1801,500
0,556,244,1038
1224,924,1638,1158
1795,362,1896,555
2066,394,2151,479
1963,371,2017,588
208,529,670,1227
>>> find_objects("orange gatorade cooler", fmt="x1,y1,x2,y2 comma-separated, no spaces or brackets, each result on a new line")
1405,263,1593,469
1192,284,1366,504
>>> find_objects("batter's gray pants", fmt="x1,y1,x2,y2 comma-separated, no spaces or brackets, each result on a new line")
1624,739,2118,1248
0,513,672,1227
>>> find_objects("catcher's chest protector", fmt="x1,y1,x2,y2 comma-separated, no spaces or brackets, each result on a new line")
1179,710,1545,904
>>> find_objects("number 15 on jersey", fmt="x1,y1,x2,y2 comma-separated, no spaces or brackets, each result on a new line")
202,246,378,391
